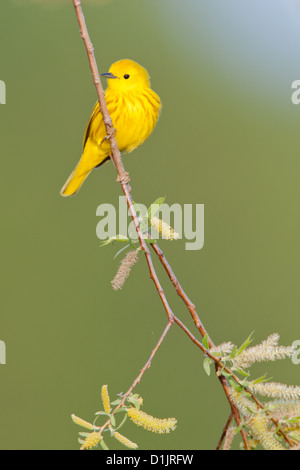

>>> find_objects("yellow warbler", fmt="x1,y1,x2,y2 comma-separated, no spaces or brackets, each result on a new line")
60,59,161,197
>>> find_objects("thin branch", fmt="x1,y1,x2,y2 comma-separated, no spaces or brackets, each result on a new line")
119,321,173,400
217,371,250,450
98,321,173,434
151,242,211,343
216,413,233,450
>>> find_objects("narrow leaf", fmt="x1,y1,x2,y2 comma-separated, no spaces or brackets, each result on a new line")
128,397,140,409
100,235,129,247
233,367,250,378
110,399,122,406
203,357,211,376
234,423,244,434
110,415,116,427
113,244,130,260
147,197,166,219
100,439,109,450
203,334,210,351
236,332,254,357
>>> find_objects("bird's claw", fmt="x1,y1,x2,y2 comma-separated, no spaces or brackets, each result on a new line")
101,126,117,145
117,172,130,185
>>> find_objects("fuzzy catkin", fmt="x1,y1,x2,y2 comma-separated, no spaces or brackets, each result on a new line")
248,412,285,451
101,385,111,414
128,407,177,434
114,432,138,449
150,216,180,240
80,432,102,451
71,414,94,431
111,250,139,290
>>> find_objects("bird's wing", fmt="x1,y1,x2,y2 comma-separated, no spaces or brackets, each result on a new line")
83,102,101,150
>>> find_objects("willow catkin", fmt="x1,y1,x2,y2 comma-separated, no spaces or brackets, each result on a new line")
113,432,138,449
101,384,111,414
111,250,139,291
128,407,177,434
150,216,180,240
80,432,102,451
71,414,94,431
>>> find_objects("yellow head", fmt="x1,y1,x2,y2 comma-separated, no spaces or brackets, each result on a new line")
101,59,151,93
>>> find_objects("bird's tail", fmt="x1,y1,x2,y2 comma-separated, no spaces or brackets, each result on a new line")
60,143,107,197
60,156,93,197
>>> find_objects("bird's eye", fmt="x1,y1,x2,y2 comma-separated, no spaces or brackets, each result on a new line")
124,74,130,79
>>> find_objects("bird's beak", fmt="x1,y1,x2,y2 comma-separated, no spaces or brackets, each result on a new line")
101,72,118,79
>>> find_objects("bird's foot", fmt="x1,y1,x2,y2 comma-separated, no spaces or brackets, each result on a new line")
100,126,117,145
117,172,130,185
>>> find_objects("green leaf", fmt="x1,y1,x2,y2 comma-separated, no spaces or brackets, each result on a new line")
202,334,210,351
251,374,270,385
228,379,244,392
236,332,254,357
100,438,109,450
130,393,141,400
113,407,127,414
95,411,110,416
100,235,129,247
232,367,250,378
110,415,116,427
113,244,131,260
273,433,285,445
234,423,244,434
110,399,122,406
147,197,166,219
211,351,223,357
218,369,232,379
229,346,238,359
286,416,300,424
129,238,140,249
241,390,252,398
274,424,281,434
289,431,300,442
203,357,211,376
115,413,128,431
128,396,140,409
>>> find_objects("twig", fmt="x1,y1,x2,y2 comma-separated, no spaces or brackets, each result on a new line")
216,413,233,450
217,372,250,450
97,321,173,434
151,242,211,343
119,321,173,400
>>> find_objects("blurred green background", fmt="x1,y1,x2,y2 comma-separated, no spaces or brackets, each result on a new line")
0,0,299,450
